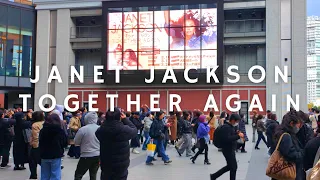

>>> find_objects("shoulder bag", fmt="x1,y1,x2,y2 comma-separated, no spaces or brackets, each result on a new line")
266,133,296,180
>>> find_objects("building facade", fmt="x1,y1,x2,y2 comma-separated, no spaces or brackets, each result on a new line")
0,0,35,109
32,0,307,120
307,16,320,105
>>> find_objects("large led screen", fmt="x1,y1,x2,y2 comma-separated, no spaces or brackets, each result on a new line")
107,4,217,70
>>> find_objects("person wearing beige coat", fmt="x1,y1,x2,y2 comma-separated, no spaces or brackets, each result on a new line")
29,111,44,180
67,112,81,158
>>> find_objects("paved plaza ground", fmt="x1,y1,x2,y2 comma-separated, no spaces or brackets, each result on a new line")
0,125,271,180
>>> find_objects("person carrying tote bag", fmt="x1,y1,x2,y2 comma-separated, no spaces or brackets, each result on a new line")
266,133,296,180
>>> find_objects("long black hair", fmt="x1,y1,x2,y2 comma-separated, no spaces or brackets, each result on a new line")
274,110,302,140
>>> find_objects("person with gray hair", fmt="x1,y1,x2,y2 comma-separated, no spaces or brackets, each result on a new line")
74,112,100,180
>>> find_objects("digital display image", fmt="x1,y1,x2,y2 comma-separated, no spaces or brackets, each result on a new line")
107,5,217,70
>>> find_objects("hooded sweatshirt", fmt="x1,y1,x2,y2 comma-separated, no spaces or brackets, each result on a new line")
51,104,67,136
74,112,100,157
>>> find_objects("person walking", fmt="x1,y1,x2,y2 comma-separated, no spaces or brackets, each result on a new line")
29,111,45,180
68,111,81,159
210,114,244,180
146,110,172,165
74,112,100,180
39,114,67,180
142,112,153,151
175,111,193,157
238,114,248,153
207,111,216,144
96,108,137,180
190,115,211,165
251,110,258,143
255,114,268,150
167,111,177,145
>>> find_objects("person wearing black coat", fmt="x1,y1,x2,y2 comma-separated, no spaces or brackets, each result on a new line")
0,112,15,168
266,114,279,155
304,132,320,171
273,110,304,180
39,114,67,180
95,108,137,180
210,114,244,180
296,111,314,148
129,112,143,154
13,112,31,170
146,110,172,165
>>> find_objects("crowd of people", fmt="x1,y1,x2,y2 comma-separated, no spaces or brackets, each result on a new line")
0,104,320,180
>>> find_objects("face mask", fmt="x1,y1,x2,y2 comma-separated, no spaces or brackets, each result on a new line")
293,126,300,134
233,123,239,127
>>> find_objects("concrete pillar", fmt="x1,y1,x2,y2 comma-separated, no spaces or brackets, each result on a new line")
266,0,307,119
291,0,307,112
34,10,51,111
55,9,73,105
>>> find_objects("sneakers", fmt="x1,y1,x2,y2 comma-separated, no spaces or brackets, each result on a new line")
164,160,172,165
132,148,140,154
0,165,11,169
146,162,154,166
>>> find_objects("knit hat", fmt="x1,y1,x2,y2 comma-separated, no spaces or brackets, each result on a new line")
199,115,206,123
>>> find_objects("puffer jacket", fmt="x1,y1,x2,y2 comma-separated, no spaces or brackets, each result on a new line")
149,118,166,140
96,117,137,172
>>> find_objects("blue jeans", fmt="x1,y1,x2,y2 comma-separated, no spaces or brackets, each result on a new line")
146,139,169,163
41,158,61,180
142,131,150,150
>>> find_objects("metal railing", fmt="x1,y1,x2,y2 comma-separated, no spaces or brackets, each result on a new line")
225,19,266,33
70,26,102,38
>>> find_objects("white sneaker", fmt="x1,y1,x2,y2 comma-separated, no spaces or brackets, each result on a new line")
132,148,140,154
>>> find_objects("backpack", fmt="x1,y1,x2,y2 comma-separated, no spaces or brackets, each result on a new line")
149,122,155,139
213,125,224,148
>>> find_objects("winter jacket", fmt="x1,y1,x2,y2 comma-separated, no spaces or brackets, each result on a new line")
304,136,320,170
256,119,266,132
143,117,153,132
68,116,81,145
130,116,143,130
167,116,177,140
266,120,279,148
191,117,199,133
219,122,240,151
239,118,248,141
296,123,314,148
149,118,166,140
182,120,193,134
252,115,258,127
96,117,137,172
197,122,210,139
276,133,304,180
177,117,184,136
30,121,44,148
39,123,67,159
0,118,14,145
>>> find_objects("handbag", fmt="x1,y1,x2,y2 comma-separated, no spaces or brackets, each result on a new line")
266,133,296,180
306,146,320,180
67,129,76,140
147,141,156,157
237,138,245,144
22,128,32,143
